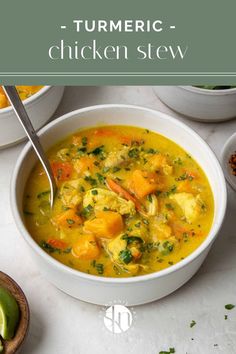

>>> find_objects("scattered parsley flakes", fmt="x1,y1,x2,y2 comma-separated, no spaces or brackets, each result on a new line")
225,304,235,310
224,315,228,320
190,320,196,328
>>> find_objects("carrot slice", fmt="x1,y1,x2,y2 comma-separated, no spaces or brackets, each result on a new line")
51,161,73,181
47,239,68,250
106,178,143,212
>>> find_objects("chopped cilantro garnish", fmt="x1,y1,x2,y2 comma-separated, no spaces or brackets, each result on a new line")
77,147,87,154
82,136,87,146
96,173,105,184
81,204,93,217
37,190,50,199
175,173,193,181
66,219,75,225
91,189,98,195
165,203,174,210
84,176,97,186
190,320,196,328
23,210,34,216
90,145,104,155
122,234,143,245
95,263,104,274
128,148,139,158
112,166,121,173
102,167,110,173
40,241,71,255
119,249,132,264
166,185,177,196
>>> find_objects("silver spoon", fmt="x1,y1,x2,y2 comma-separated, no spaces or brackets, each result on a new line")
3,86,57,207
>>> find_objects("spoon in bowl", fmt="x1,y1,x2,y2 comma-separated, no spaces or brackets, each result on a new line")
3,86,57,207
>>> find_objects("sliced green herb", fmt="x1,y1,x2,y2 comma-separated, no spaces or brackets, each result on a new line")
119,249,132,264
175,173,193,181
165,203,174,210
112,166,121,173
128,148,139,158
166,185,177,196
96,173,105,184
122,234,143,245
81,204,93,217
23,210,34,216
146,148,158,154
80,186,85,192
37,190,50,199
190,320,196,328
95,263,104,274
82,136,87,146
90,145,104,155
102,167,110,173
84,176,97,186
77,147,87,154
225,304,235,310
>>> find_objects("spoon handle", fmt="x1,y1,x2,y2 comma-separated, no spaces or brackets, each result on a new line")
3,86,57,207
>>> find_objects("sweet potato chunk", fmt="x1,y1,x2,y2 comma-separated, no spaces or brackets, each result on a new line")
131,170,161,199
84,211,123,238
74,156,97,175
72,234,100,260
53,208,82,228
51,162,73,182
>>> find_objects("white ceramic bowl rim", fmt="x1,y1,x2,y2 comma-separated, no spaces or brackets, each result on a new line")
180,85,236,95
0,86,50,114
11,104,227,284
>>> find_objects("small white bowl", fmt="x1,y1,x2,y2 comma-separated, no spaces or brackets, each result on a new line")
0,86,64,148
221,132,236,191
154,86,236,122
11,105,227,306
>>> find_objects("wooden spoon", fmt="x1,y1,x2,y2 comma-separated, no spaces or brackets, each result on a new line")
0,272,30,354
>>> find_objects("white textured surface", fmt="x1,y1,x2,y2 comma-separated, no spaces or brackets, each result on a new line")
0,86,236,354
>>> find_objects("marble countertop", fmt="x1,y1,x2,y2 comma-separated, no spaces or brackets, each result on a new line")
1,86,236,354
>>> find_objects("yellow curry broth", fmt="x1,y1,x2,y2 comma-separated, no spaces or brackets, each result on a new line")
23,126,214,277
0,86,43,109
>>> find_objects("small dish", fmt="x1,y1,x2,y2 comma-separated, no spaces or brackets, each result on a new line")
221,132,236,191
154,86,236,122
0,272,29,354
0,86,64,149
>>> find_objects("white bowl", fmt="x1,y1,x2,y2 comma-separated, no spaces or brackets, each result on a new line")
154,86,236,122
0,86,64,148
11,104,227,306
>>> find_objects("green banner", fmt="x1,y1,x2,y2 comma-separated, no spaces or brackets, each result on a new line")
1,0,236,84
